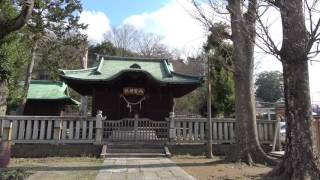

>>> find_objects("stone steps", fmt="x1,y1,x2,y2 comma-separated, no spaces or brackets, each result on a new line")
108,148,164,153
103,152,166,158
100,143,170,158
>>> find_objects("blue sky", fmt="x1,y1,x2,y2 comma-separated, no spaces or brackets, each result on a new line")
79,0,207,53
82,0,170,26
78,0,320,96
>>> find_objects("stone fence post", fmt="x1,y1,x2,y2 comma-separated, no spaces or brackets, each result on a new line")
95,110,103,144
0,120,10,141
53,119,62,143
169,112,176,141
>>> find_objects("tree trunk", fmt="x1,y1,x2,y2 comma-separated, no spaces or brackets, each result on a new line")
16,41,37,115
79,47,88,116
227,0,276,165
267,0,320,178
0,0,34,39
0,80,8,116
268,61,320,179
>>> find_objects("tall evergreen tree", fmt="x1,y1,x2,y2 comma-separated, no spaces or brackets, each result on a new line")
0,0,34,115
16,0,87,114
175,23,235,117
255,71,283,103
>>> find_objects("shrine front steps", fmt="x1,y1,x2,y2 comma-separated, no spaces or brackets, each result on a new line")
100,143,171,158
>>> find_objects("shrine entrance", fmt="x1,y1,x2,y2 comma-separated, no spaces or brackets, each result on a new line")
119,87,147,119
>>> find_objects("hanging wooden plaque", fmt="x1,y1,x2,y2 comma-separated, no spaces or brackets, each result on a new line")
123,87,145,96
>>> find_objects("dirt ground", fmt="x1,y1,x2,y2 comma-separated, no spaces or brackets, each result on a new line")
2,156,274,180
3,157,103,180
172,156,273,180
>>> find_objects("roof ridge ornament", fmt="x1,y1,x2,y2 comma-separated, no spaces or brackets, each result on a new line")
163,60,173,77
130,63,141,69
96,57,104,74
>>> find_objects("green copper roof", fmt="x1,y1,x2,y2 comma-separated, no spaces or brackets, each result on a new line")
59,56,203,84
27,80,79,105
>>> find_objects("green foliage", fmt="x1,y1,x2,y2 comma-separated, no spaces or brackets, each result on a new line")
89,40,138,64
89,41,118,56
0,168,32,180
0,32,30,112
0,0,28,81
210,67,235,117
0,0,19,21
88,41,118,66
26,0,87,78
175,23,235,117
29,0,86,39
175,86,207,114
175,67,235,117
34,34,85,80
206,23,235,117
255,71,283,103
0,0,87,112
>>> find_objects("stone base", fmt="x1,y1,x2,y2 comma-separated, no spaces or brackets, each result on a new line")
11,144,102,158
167,143,272,156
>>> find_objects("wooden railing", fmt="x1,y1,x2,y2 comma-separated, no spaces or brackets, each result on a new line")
169,116,278,144
0,114,104,144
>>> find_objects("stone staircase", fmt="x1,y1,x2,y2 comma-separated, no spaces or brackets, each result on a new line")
100,143,171,158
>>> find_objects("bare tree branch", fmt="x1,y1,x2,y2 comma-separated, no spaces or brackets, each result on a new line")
255,12,281,58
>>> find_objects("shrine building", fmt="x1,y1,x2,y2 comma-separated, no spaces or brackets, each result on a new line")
24,80,79,116
59,56,203,121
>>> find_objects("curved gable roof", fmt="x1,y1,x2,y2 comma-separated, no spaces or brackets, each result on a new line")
59,56,203,85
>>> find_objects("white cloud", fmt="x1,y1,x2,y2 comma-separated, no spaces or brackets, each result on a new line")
79,11,111,44
123,0,207,57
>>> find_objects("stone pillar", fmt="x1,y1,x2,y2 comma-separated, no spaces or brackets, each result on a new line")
134,114,138,142
1,120,10,141
53,119,61,143
95,110,103,144
267,109,271,120
169,112,176,141
0,119,12,141
0,119,4,140
1,120,11,141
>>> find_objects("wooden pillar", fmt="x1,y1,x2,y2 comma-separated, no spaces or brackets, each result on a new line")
95,110,103,144
206,55,213,158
